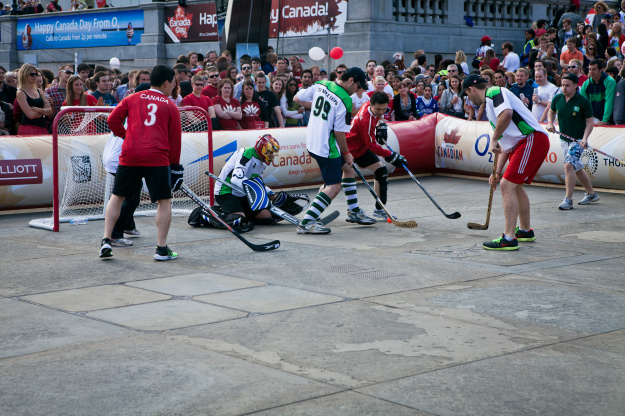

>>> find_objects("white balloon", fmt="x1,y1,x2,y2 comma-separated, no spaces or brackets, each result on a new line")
109,57,121,69
308,47,325,61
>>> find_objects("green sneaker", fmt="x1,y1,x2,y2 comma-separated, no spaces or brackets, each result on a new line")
515,227,536,242
483,234,519,251
154,245,178,261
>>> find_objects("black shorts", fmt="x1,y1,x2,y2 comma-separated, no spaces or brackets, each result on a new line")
113,165,171,203
354,149,381,169
309,151,344,186
216,193,257,218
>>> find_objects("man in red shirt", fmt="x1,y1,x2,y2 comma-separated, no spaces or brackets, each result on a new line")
342,92,408,219
101,65,183,261
201,66,220,99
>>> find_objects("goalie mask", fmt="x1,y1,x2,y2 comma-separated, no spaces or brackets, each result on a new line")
255,134,280,164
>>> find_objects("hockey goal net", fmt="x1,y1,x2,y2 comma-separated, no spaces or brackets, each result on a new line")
29,106,214,231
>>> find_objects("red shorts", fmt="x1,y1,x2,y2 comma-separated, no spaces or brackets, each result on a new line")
503,132,549,185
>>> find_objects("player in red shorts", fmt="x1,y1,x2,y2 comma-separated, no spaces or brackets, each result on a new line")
101,65,183,261
460,74,549,250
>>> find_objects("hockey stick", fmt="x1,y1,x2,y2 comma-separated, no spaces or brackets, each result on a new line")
351,165,417,228
555,131,625,165
180,184,280,252
467,152,499,230
205,172,339,226
385,144,461,219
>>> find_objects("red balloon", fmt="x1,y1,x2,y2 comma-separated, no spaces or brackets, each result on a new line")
330,47,343,60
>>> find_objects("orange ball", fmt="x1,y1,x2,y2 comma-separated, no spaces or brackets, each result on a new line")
387,217,392,223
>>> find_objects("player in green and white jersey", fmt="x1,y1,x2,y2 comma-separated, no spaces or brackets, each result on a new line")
461,74,549,251
294,67,373,234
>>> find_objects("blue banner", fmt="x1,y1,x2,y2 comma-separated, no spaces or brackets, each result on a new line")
17,10,144,50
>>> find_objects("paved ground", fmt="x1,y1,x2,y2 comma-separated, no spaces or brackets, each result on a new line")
1,175,624,416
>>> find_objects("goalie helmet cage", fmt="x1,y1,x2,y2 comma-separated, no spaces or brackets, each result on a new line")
29,106,215,231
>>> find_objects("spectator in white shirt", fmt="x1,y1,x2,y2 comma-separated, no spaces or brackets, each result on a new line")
500,42,521,72
532,68,560,123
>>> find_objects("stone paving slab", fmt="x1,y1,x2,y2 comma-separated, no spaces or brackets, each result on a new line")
169,299,576,389
369,274,625,334
247,391,435,416
22,284,172,312
87,300,247,331
356,342,625,416
126,272,266,296
0,335,340,416
526,256,625,292
195,285,345,314
0,297,131,359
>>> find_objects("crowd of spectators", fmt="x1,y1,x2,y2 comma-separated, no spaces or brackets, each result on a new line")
2,1,625,135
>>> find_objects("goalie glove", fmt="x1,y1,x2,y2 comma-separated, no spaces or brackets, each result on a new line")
170,164,184,192
375,121,388,145
384,152,408,168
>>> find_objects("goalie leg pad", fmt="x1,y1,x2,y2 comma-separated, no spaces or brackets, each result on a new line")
374,166,389,208
273,191,288,208
224,213,255,233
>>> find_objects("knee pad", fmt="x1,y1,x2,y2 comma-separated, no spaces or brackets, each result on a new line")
374,166,388,183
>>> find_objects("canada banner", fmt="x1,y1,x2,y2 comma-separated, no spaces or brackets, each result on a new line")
269,0,347,38
164,3,218,43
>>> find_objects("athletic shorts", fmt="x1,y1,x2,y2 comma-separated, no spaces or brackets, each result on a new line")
309,151,345,186
354,149,381,168
561,140,585,172
113,165,171,203
503,132,549,185
216,194,257,218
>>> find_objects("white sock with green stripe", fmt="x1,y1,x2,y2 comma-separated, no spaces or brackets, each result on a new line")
341,178,360,213
301,192,332,225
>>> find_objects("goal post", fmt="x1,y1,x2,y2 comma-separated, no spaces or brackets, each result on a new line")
29,106,214,231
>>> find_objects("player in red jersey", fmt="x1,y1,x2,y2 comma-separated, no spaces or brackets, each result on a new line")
100,65,183,261
343,91,408,220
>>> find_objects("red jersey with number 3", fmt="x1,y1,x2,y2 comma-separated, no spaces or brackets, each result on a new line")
108,89,182,167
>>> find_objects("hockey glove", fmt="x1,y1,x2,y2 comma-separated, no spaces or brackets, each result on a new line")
384,152,408,168
170,164,184,192
375,122,388,145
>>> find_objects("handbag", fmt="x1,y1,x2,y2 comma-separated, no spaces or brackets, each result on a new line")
241,116,264,130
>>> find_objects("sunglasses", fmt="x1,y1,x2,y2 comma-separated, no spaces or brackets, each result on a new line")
64,70,73,75
209,74,219,78
569,65,578,69
28,72,38,77
202,77,208,80
336,70,345,74
242,66,251,70
194,83,204,87
588,48,596,51
288,83,297,86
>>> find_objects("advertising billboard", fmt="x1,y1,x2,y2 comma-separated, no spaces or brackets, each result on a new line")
17,9,144,50
269,0,347,38
164,3,218,43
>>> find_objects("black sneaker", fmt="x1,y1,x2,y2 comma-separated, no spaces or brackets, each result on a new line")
483,234,519,251
99,238,113,258
154,245,178,261
515,227,536,242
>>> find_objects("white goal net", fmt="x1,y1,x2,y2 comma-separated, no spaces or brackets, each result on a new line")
29,106,214,231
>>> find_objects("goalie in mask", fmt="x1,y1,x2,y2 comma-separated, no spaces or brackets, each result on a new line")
207,134,309,229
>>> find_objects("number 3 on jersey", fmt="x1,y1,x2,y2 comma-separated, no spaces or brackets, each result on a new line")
144,103,157,126
313,96,331,120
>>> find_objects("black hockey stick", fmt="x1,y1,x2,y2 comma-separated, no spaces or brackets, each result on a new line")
180,184,280,252
386,144,461,219
205,171,340,226
352,165,417,228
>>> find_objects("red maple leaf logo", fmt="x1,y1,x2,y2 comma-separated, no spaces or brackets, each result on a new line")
169,6,193,40
444,127,461,145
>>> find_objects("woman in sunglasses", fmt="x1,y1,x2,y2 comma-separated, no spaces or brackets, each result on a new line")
15,64,53,135
280,77,304,127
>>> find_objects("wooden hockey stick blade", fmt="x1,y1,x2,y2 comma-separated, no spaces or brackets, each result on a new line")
180,184,280,251
352,165,417,228
467,222,489,230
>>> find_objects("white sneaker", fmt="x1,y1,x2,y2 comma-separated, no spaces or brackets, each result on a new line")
346,209,376,225
372,208,397,220
297,220,331,234
124,228,141,236
578,193,599,205
99,238,113,258
111,238,134,247
558,198,573,210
